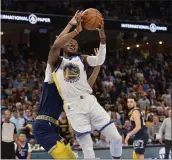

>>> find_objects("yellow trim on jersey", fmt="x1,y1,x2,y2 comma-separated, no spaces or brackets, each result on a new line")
50,141,76,159
132,150,137,159
52,72,67,111
52,72,63,98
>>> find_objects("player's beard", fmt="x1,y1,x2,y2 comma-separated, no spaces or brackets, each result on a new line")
128,104,135,110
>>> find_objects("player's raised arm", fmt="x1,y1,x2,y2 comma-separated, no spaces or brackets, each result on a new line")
82,20,106,67
48,11,83,68
88,48,101,88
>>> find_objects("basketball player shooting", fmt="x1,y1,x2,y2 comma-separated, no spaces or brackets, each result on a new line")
49,10,122,159
33,11,102,159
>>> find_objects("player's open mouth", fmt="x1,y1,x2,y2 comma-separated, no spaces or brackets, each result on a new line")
70,47,75,50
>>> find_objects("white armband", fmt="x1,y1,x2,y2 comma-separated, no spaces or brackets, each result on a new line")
87,44,106,66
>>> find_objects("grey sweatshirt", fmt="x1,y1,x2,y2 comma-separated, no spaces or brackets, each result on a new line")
159,117,172,141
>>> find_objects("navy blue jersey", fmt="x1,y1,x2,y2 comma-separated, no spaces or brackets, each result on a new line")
130,108,147,137
16,143,29,159
38,82,63,120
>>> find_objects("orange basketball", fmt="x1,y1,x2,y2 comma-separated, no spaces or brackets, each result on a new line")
82,8,103,30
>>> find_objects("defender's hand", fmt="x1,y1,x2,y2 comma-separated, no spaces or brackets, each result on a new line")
69,10,79,26
75,11,83,33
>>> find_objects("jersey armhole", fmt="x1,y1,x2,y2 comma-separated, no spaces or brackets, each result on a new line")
54,57,63,72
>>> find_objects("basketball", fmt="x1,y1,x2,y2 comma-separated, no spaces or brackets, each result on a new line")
82,8,103,30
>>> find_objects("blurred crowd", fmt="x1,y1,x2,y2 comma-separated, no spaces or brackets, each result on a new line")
1,40,172,151
2,0,171,24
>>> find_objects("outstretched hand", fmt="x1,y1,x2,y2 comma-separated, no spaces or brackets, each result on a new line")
96,20,106,39
69,10,79,26
75,11,83,33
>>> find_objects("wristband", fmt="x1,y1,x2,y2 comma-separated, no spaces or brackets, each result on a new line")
68,22,73,26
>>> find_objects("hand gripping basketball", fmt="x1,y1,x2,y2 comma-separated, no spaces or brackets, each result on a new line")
96,20,106,39
75,11,83,33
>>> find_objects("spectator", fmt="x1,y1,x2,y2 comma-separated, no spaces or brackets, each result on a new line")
109,86,118,103
122,120,133,145
159,110,172,159
58,112,73,143
145,114,153,128
24,109,34,123
18,108,27,132
137,92,150,111
1,110,21,159
148,115,162,144
10,109,21,134
15,133,32,159
94,134,109,148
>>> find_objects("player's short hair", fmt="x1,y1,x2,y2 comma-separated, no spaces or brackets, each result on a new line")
127,95,137,102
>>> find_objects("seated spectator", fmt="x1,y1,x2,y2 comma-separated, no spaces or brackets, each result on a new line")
122,120,133,145
94,134,110,148
148,115,162,144
58,112,73,144
157,107,168,122
92,130,100,145
99,89,110,106
145,114,153,128
15,133,32,159
111,111,121,126
24,109,34,123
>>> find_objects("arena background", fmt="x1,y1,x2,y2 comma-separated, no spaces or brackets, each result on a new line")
1,0,172,159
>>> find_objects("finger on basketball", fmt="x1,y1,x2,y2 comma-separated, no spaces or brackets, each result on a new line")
74,10,79,17
95,28,100,31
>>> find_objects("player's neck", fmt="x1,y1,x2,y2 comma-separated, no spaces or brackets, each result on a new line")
63,51,70,58
20,141,25,146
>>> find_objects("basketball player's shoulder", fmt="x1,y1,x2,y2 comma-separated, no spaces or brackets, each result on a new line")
132,109,141,116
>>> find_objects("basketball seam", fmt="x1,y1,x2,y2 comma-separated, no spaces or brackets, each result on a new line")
83,12,101,16
83,16,94,26
92,10,97,30
97,16,102,22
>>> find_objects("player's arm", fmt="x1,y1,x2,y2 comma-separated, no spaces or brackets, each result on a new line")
128,110,141,137
87,48,101,87
82,20,106,67
27,144,32,160
48,11,83,70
